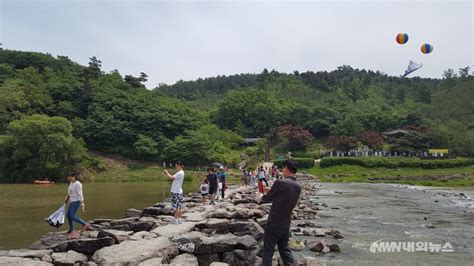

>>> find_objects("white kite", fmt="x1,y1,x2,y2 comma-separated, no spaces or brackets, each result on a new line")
403,60,423,77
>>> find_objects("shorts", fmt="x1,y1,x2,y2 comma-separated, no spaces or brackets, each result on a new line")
171,193,183,210
209,185,217,194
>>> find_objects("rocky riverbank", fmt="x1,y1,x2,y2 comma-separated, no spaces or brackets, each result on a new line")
0,174,344,265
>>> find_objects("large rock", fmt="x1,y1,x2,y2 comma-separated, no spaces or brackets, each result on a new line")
327,230,343,239
170,253,199,265
233,209,250,219
5,249,52,258
30,232,114,255
222,249,259,266
196,254,220,266
124,208,142,218
51,237,115,255
110,224,132,231
172,231,206,243
248,209,266,218
194,234,257,255
130,221,154,232
182,212,205,222
256,215,268,227
131,231,157,240
227,221,264,241
51,250,87,265
209,209,234,219
206,219,231,229
109,217,139,227
30,232,69,250
232,198,259,205
142,206,174,216
314,228,329,237
92,237,178,264
301,256,325,266
309,240,330,254
139,257,165,265
90,218,115,224
151,222,196,238
171,231,207,253
328,243,341,252
0,257,52,265
97,229,132,244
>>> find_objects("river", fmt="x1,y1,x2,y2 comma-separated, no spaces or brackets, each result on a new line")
303,182,474,265
0,181,200,249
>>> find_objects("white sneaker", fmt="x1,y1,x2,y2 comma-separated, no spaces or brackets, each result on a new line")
169,219,179,225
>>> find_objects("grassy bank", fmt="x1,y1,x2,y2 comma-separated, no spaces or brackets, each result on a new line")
90,153,474,187
307,164,474,187
90,154,199,182
90,153,241,184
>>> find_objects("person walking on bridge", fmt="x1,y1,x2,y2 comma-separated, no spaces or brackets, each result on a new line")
64,172,90,238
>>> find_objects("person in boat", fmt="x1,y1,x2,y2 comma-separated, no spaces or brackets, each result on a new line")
64,172,90,238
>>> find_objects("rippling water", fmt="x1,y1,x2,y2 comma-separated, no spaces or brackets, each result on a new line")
298,183,474,265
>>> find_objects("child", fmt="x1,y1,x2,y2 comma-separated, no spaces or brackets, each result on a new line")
200,178,210,203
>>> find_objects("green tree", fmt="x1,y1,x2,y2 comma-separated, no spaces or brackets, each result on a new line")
134,134,158,161
458,66,471,78
124,72,148,88
330,114,364,136
0,115,87,183
212,88,283,160
84,56,102,80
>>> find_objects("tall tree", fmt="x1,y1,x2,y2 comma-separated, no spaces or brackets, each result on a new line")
0,115,87,182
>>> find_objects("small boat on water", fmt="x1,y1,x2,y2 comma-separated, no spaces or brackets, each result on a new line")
33,180,55,184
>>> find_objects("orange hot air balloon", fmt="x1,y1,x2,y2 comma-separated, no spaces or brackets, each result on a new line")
396,33,409,44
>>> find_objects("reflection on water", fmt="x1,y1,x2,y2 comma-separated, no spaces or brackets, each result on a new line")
0,181,200,249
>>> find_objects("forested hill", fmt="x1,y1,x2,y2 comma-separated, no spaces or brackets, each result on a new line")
157,67,441,104
157,73,258,101
0,49,472,182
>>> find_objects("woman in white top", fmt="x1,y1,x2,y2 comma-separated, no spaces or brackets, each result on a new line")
64,172,90,237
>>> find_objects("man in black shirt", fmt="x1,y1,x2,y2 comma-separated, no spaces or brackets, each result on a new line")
206,168,218,205
260,159,302,266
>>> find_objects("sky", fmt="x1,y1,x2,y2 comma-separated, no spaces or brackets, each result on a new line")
0,0,472,88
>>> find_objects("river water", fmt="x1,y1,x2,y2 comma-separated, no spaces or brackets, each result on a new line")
0,181,200,249
302,182,474,265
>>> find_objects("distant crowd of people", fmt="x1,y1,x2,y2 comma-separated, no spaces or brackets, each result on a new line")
240,165,281,187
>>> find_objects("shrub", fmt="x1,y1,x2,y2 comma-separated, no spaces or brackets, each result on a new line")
273,157,315,169
319,157,474,169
